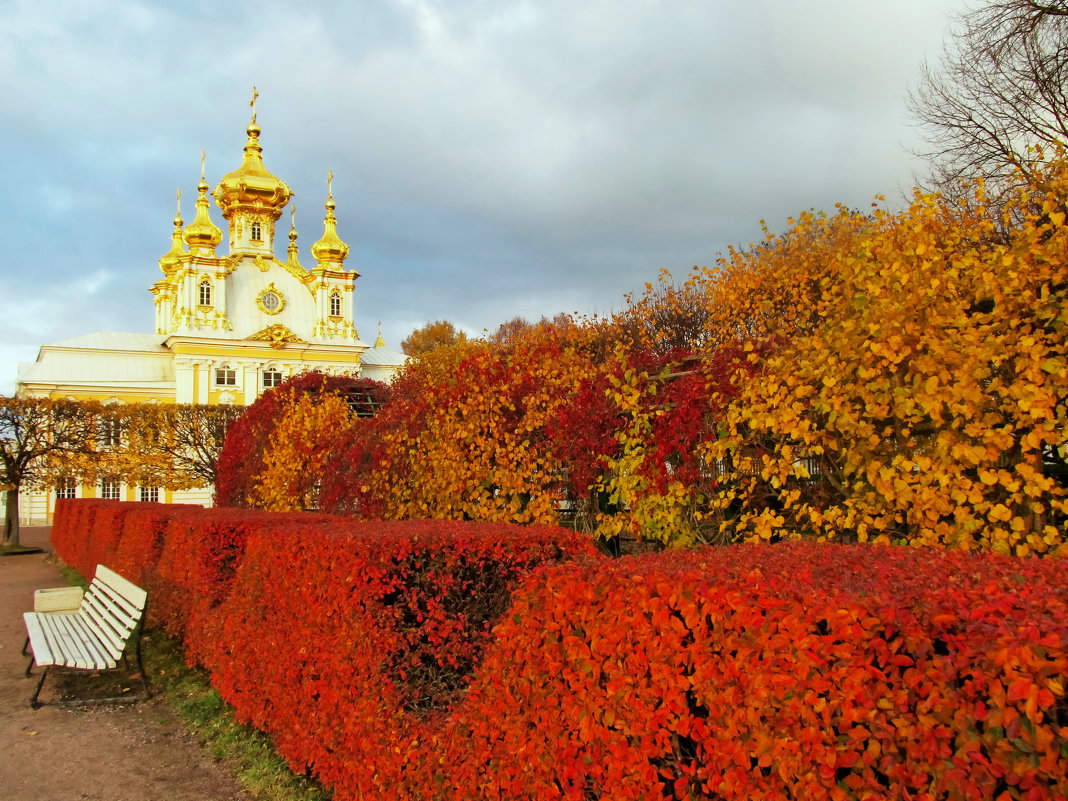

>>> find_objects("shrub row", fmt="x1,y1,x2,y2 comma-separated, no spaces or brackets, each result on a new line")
52,500,1068,799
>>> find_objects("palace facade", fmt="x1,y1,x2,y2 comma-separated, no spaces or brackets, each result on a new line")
16,106,407,523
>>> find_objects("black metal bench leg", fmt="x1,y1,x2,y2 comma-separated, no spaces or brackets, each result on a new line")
133,627,150,700
25,653,36,678
29,667,49,709
21,635,30,657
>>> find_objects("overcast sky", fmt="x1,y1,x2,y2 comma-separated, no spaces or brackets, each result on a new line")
0,0,971,394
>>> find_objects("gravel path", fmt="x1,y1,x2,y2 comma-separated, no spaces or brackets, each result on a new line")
0,527,254,801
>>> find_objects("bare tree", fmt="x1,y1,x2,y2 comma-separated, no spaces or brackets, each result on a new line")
118,403,246,489
909,1,1068,197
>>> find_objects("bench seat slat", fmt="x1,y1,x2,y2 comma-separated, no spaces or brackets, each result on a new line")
41,614,88,668
55,613,112,670
23,612,58,667
67,613,120,667
36,614,79,667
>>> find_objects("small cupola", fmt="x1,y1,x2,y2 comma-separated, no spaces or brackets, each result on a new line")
311,171,350,266
158,188,187,274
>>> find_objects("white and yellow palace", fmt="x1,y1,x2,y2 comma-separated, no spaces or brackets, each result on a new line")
16,102,407,523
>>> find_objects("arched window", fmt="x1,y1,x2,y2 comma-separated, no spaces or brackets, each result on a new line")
329,290,342,317
199,279,212,306
251,221,262,241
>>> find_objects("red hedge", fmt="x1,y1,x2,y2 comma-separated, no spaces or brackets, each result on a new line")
430,544,1068,799
51,501,1068,800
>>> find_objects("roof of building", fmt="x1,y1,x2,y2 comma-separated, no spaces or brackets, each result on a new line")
45,331,169,352
360,344,408,367
18,331,174,386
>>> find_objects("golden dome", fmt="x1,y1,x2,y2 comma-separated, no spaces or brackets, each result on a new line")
311,174,350,265
159,189,187,274
184,177,223,251
213,120,293,221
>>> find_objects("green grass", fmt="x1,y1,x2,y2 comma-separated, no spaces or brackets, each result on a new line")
53,563,331,801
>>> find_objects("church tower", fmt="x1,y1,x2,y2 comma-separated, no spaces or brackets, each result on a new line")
150,91,362,350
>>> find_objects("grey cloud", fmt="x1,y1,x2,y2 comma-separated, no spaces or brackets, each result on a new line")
1,0,968,393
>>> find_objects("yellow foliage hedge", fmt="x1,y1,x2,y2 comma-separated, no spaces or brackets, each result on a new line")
251,162,1068,554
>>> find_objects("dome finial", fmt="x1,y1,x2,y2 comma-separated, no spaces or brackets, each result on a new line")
375,321,386,348
250,85,259,125
287,202,302,268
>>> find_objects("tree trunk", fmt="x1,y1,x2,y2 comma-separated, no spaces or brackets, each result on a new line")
3,486,20,548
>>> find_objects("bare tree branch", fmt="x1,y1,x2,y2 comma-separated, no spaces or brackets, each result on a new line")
909,0,1068,199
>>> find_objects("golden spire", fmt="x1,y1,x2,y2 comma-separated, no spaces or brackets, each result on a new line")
184,151,223,251
286,203,302,268
311,170,350,265
159,187,187,274
375,321,386,348
213,91,293,222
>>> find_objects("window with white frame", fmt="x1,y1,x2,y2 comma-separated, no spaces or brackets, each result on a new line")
215,365,236,386
139,486,160,503
263,369,283,389
99,479,121,500
199,279,212,306
329,290,342,317
55,477,77,499
251,221,262,241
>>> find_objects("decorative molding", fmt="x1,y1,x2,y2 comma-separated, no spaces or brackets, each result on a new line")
248,324,306,349
312,319,358,340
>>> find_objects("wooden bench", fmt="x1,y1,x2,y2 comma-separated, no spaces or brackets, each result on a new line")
23,564,150,709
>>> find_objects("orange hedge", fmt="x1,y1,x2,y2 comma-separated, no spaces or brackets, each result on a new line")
51,501,1068,800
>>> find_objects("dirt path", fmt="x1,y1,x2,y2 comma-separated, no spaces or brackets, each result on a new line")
0,527,254,801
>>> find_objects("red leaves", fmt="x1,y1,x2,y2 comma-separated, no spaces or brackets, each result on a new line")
52,501,1068,800
214,372,390,509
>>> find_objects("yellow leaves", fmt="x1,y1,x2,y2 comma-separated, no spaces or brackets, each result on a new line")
988,504,1013,523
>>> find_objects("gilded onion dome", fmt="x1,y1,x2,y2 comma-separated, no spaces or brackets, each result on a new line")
213,119,293,221
311,174,350,265
159,189,187,274
183,175,224,251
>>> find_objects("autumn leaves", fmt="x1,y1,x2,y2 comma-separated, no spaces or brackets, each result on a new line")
221,160,1068,554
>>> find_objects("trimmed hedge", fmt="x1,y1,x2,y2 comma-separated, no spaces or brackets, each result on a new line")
52,500,1068,800
430,544,1068,799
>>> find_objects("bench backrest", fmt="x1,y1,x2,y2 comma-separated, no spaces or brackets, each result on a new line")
81,564,148,654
